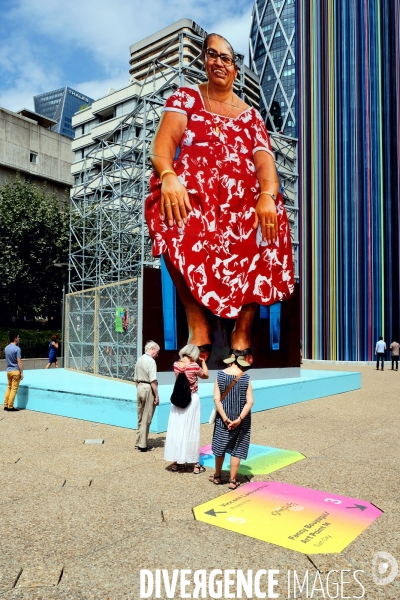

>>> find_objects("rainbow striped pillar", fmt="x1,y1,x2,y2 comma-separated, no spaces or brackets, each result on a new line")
298,0,400,360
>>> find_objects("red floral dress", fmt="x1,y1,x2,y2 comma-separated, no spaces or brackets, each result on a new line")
145,86,294,319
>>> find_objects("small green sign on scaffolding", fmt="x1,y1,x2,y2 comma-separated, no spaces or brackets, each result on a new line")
115,307,124,332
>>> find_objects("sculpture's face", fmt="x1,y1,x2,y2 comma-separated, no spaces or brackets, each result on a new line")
204,36,238,89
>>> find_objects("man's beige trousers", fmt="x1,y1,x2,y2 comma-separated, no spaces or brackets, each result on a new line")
136,383,155,448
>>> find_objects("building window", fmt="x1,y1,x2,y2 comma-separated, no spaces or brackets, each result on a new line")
30,152,38,164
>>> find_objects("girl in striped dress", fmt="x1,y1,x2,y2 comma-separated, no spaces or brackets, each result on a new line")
210,353,254,489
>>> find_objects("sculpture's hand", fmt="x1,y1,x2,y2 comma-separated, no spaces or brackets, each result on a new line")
160,174,192,228
253,194,278,243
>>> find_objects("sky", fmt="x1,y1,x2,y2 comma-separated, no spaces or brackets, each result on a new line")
0,0,254,111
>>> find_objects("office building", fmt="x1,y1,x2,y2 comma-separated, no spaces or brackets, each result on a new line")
34,87,94,139
250,0,400,361
0,107,74,200
249,0,296,136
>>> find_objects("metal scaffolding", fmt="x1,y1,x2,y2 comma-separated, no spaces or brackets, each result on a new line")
66,27,298,380
65,279,139,380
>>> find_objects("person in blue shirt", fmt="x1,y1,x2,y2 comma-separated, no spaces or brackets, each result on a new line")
3,331,23,411
46,335,59,369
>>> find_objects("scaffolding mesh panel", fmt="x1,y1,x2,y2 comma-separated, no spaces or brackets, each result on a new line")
65,279,139,381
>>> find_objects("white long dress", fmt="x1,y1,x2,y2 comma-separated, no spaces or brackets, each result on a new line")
164,361,203,464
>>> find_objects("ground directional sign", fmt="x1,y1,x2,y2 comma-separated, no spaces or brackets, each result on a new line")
205,509,227,517
193,482,382,554
199,444,305,476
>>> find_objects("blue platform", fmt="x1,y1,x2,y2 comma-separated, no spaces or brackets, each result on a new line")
0,368,361,432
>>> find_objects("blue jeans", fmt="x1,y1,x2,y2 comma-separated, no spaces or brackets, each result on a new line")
376,353,385,369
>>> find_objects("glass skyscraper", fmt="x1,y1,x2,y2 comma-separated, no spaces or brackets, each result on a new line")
249,0,296,137
251,0,400,361
34,87,94,139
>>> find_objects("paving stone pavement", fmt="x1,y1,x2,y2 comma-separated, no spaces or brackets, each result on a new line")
0,363,399,599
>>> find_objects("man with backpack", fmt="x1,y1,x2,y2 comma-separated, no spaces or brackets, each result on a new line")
134,340,160,452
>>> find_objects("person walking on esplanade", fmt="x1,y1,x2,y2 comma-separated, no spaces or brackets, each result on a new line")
390,338,399,371
3,331,23,412
134,340,160,452
46,334,59,369
375,336,386,371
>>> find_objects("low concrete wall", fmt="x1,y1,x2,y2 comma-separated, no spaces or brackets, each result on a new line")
0,358,64,371
0,368,361,433
157,367,301,384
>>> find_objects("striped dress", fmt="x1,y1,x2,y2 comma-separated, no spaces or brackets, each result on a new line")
211,371,251,460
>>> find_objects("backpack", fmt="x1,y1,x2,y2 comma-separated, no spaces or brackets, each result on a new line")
170,371,192,409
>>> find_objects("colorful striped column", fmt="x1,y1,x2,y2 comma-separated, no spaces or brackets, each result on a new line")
298,0,400,360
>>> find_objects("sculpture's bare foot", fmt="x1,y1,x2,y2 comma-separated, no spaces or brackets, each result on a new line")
186,309,212,361
230,329,253,365
230,303,257,365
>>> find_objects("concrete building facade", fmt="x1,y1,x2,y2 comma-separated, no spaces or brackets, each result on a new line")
0,107,74,201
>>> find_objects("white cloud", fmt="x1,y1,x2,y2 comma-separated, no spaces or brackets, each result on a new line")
0,35,61,110
209,7,253,62
0,0,254,110
10,0,253,68
73,73,130,103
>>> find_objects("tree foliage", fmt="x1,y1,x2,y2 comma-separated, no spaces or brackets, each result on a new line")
0,177,69,324
0,327,62,359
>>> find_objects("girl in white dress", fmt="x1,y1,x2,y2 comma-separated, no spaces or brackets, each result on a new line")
164,344,209,473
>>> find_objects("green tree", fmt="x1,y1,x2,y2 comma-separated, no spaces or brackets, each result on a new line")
0,177,69,324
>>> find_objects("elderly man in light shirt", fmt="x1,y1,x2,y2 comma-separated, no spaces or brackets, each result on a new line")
375,336,386,371
134,340,160,452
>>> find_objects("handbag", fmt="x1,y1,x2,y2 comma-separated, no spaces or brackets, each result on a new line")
209,372,244,424
170,371,192,409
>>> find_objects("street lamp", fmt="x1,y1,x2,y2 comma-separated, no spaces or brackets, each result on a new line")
53,262,68,367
